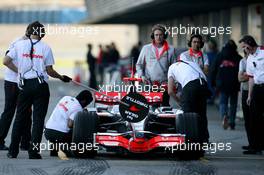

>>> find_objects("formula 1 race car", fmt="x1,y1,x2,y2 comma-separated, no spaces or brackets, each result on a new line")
72,77,203,159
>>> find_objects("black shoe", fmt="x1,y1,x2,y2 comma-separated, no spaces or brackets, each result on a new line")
229,123,235,130
64,150,74,158
242,145,251,150
20,145,29,151
29,153,42,159
243,149,262,155
50,150,58,157
230,126,235,130
7,152,17,158
0,144,9,150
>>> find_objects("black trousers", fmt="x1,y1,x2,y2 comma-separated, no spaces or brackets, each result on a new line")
241,90,252,146
0,80,31,146
181,79,210,143
249,84,264,150
89,67,97,89
162,90,170,106
8,79,50,156
44,128,72,152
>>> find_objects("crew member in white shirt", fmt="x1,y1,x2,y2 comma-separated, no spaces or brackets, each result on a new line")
167,60,210,143
45,90,93,158
238,50,251,152
239,35,264,155
3,21,72,159
0,23,33,151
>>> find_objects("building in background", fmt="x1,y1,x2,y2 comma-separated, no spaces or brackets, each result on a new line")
1,0,263,79
0,0,87,23
0,0,138,80
84,0,264,49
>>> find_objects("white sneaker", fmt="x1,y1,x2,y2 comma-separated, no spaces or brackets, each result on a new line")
58,150,69,160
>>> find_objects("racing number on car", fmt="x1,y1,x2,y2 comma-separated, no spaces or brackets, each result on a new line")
119,92,149,123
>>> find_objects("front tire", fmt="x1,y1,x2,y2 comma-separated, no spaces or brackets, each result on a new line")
72,110,98,158
175,112,204,160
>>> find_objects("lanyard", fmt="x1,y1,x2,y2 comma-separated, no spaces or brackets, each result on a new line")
20,38,41,79
29,38,40,60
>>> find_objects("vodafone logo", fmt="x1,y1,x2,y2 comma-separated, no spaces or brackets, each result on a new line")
94,92,123,102
95,92,163,104
22,53,43,59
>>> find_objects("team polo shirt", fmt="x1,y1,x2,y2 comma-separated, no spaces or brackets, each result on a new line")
4,36,27,83
179,48,209,69
45,96,83,133
246,46,264,84
7,39,54,81
168,61,207,88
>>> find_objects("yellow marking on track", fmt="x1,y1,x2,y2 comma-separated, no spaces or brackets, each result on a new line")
200,157,210,163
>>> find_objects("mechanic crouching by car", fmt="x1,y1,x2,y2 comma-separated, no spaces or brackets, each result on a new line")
45,90,93,160
136,24,176,106
167,60,210,143
3,21,72,159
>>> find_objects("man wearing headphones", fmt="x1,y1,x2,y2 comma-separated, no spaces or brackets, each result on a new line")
178,33,209,74
3,21,72,159
239,35,264,155
136,24,176,106
0,24,33,151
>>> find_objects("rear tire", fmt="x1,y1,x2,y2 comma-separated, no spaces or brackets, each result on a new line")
72,110,98,158
175,112,204,160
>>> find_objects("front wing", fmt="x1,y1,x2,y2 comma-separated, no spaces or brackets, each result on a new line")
95,132,185,153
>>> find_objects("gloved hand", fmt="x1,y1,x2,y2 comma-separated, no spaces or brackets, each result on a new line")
61,75,72,83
